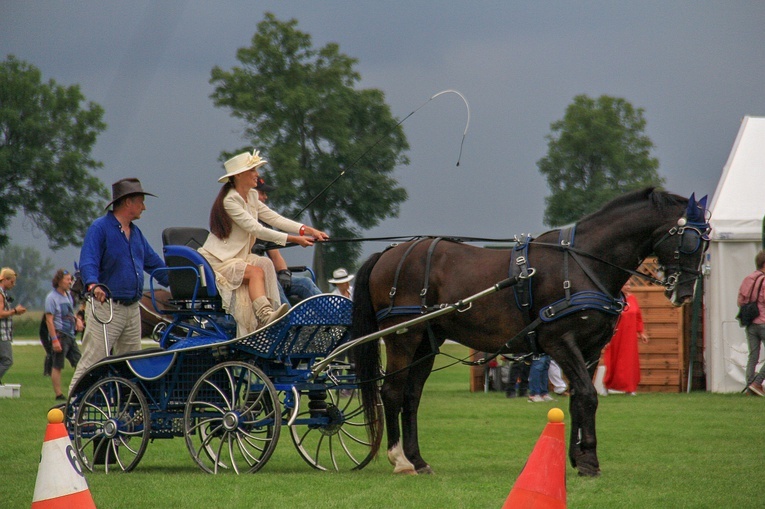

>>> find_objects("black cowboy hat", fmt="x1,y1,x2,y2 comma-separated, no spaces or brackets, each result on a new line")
105,178,157,210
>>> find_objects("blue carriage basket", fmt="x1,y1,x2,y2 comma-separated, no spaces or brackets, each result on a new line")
65,227,377,474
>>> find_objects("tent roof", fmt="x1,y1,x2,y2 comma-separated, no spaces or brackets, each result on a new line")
709,116,765,241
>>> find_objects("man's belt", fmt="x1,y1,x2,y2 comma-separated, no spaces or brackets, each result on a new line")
113,297,140,306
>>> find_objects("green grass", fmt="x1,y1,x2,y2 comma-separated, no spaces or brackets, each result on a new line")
1,342,762,508
10,310,44,338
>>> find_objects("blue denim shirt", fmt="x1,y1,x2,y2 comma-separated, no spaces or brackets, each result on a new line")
79,212,169,301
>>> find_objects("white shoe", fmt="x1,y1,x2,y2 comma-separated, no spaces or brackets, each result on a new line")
541,394,555,402
527,395,544,403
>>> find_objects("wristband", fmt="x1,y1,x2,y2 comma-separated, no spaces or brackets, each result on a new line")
299,225,306,236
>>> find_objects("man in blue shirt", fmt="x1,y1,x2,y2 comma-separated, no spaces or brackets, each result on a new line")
69,178,169,394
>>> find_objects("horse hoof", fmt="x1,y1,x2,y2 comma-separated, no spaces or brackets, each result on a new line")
393,467,418,476
577,466,602,477
416,465,434,475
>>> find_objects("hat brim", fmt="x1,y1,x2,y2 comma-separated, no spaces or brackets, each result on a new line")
217,160,268,183
329,275,354,284
104,191,157,210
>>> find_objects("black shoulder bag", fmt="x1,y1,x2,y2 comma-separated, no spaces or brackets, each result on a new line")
737,274,765,327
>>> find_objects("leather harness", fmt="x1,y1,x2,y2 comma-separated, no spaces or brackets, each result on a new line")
376,231,625,358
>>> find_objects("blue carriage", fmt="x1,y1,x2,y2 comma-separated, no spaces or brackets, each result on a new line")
66,228,376,474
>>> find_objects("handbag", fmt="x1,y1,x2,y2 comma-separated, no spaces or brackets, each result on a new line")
737,274,765,327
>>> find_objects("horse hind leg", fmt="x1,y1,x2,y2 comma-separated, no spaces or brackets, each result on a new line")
400,342,438,474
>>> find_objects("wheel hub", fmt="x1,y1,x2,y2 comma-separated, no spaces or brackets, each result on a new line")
319,405,343,436
103,419,119,439
222,411,239,431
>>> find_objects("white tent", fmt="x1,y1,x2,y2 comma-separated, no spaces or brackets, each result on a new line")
704,116,765,392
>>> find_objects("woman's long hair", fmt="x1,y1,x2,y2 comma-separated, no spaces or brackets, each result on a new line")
210,181,234,239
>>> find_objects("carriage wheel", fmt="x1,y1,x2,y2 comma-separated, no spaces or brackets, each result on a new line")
184,361,281,474
289,387,378,471
72,376,150,473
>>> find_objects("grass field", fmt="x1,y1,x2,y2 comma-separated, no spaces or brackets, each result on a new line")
1,342,761,508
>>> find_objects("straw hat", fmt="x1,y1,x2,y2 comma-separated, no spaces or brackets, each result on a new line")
218,150,268,183
105,178,156,210
328,268,354,284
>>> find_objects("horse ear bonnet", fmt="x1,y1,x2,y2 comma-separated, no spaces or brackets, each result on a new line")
686,193,708,224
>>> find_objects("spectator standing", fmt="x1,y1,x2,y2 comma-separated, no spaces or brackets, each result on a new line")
0,268,27,384
504,357,530,398
69,178,169,393
603,280,648,395
548,359,568,396
737,250,765,396
44,269,83,400
528,354,553,402
328,268,354,299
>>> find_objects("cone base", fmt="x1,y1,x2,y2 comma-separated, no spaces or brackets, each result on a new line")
31,488,96,509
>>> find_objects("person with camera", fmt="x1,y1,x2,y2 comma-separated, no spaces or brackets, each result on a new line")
0,267,27,385
737,250,765,396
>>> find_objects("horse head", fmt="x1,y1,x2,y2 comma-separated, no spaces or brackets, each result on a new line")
70,263,88,310
652,192,710,305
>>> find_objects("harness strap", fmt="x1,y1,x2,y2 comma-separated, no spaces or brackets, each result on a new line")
559,227,575,303
510,235,534,322
385,237,430,318
422,238,444,354
421,237,443,308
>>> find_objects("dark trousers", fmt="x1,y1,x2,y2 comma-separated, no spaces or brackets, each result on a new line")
506,360,530,397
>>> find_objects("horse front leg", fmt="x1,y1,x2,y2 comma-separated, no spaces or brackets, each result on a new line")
551,332,602,477
400,349,437,474
568,377,600,477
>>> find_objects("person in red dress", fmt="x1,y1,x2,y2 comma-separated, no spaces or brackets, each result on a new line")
603,280,649,395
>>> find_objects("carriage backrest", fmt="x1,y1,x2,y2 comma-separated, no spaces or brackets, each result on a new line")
161,227,218,301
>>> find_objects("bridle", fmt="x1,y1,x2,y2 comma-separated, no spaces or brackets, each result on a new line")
652,217,711,293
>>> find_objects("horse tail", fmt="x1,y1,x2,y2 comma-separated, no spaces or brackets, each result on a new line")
351,251,384,457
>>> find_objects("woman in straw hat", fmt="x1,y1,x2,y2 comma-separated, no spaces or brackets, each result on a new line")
199,150,328,334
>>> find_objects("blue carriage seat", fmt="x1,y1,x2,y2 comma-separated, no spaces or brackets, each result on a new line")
161,227,222,311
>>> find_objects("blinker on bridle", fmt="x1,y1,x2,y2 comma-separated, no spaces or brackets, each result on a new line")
653,194,711,291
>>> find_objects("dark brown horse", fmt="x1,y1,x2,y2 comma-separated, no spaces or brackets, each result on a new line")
351,188,709,477
70,271,175,340
139,289,175,339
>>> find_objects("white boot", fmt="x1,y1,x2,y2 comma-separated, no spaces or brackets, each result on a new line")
252,296,289,328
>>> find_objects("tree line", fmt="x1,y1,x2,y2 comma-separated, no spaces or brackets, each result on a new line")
1,12,663,308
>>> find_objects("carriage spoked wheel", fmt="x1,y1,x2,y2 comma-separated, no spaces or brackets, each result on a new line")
183,361,281,474
72,376,150,473
289,386,379,471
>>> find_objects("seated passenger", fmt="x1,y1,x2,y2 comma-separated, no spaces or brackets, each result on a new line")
252,178,322,306
198,150,328,335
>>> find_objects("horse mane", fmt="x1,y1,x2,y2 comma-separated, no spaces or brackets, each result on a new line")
579,186,687,222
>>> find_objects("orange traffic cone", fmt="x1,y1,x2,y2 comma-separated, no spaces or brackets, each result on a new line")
31,408,96,509
502,407,566,509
